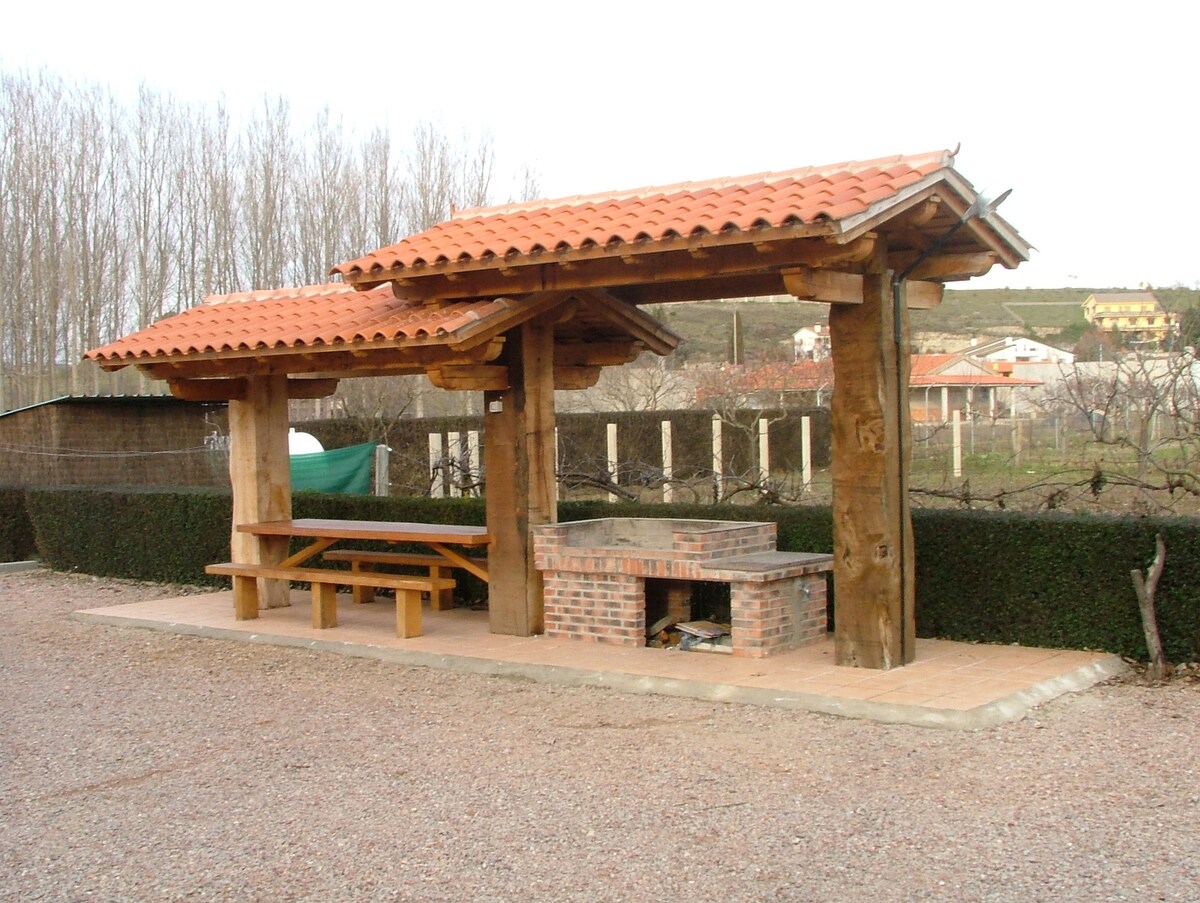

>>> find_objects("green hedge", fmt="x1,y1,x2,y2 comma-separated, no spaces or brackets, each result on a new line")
913,509,1200,662
0,486,37,561
26,487,233,584
15,487,1200,661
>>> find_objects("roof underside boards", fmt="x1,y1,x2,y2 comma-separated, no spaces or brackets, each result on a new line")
331,150,1031,305
83,283,681,381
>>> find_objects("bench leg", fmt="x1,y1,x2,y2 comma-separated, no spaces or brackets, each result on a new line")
396,588,423,638
232,575,260,620
430,566,455,611
312,583,338,629
350,562,375,604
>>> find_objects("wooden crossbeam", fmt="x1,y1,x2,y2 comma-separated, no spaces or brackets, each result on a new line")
782,267,864,305
427,364,510,391
904,281,945,310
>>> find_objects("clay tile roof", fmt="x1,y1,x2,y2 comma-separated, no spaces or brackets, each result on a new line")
910,353,961,377
84,283,516,364
333,150,954,279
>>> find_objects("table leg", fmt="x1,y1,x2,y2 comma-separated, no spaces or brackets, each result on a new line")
233,575,260,619
350,561,375,604
312,583,338,628
396,589,423,638
430,565,455,611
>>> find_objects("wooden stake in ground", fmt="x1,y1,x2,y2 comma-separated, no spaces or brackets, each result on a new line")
1130,533,1167,682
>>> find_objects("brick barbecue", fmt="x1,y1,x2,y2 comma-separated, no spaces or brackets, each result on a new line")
534,518,832,658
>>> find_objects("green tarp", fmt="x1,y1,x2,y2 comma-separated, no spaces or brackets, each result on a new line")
290,442,377,494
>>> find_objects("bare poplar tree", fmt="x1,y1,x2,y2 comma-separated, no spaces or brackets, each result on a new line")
238,98,295,289
0,66,536,412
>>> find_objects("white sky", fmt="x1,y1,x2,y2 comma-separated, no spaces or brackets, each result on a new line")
2,0,1195,290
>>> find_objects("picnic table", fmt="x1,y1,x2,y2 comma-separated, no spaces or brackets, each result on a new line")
205,518,490,637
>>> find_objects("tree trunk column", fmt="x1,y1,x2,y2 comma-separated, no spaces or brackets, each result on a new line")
484,314,557,636
228,374,292,611
828,261,915,669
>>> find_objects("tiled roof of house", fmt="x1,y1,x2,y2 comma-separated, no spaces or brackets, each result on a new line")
910,354,961,377
84,283,519,364
333,151,954,279
910,372,1041,388
1086,291,1159,304
716,356,1040,395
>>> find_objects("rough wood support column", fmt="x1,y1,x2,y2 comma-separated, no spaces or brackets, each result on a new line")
227,374,292,611
484,313,557,636
828,251,916,668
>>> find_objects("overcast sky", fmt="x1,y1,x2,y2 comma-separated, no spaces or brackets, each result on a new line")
2,1,1194,291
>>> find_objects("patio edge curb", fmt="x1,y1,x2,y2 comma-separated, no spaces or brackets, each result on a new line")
71,609,1129,731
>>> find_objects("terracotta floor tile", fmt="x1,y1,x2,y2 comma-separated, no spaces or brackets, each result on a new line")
74,591,1123,728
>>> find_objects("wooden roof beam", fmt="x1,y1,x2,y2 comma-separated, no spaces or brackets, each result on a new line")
557,341,642,367
351,234,879,302
569,289,681,355
782,267,864,305
427,364,510,391
554,365,603,390
167,377,339,402
344,221,838,288
138,342,505,381
904,281,945,310
890,251,998,280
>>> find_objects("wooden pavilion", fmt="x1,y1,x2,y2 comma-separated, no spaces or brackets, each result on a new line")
86,149,1030,669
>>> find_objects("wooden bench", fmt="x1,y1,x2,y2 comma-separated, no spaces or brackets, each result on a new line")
205,561,455,637
321,550,474,610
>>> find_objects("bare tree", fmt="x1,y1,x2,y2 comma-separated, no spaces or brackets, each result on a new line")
328,375,423,447
0,67,535,413
238,97,295,289
1044,354,1200,507
402,122,497,231
578,353,691,413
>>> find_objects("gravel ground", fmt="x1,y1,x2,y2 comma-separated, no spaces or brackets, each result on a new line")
1,570,1198,903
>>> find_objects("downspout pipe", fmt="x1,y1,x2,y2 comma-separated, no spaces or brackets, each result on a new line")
888,189,1010,665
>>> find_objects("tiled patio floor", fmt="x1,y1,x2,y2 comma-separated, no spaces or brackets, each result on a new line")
75,590,1125,730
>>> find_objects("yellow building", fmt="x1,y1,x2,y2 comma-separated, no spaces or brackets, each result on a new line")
1082,291,1178,344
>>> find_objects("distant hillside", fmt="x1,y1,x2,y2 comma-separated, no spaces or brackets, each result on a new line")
650,287,1200,363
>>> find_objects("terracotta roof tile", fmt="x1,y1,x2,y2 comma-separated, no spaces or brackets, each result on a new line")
333,150,953,279
84,283,516,364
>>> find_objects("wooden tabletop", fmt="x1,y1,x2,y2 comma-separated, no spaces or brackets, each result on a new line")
237,518,491,546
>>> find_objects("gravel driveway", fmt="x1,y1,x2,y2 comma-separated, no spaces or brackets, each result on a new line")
2,570,1198,902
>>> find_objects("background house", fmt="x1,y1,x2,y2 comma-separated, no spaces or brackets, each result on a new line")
792,324,831,362
959,336,1074,369
1082,291,1178,345
910,354,1042,422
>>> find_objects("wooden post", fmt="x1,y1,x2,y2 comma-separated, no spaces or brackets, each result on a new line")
448,431,462,497
374,444,390,496
467,430,480,497
711,415,723,503
227,374,292,612
606,422,619,503
661,420,674,503
952,409,963,478
484,313,557,636
428,433,444,498
828,251,915,669
801,415,812,492
758,417,770,487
